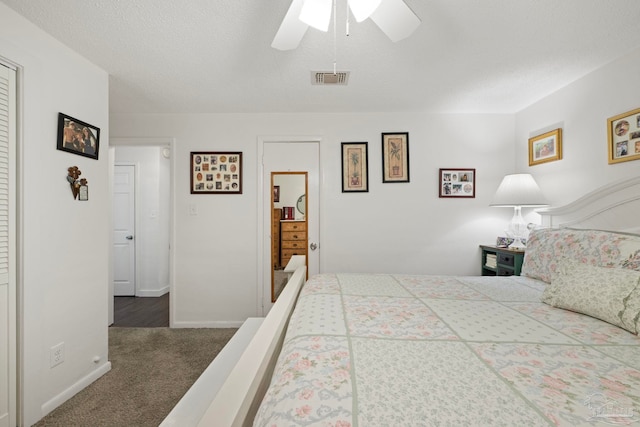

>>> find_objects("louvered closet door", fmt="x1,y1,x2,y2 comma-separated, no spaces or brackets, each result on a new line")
0,63,16,427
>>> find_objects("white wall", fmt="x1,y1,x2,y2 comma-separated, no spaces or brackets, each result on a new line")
110,112,516,326
515,46,640,205
0,3,110,425
273,174,306,221
114,146,170,297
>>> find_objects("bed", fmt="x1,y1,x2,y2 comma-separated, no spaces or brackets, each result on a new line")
196,176,640,426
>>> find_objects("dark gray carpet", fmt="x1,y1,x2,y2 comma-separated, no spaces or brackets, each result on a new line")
34,327,237,427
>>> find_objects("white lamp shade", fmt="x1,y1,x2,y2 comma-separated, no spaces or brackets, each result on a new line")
299,0,332,32
490,174,549,207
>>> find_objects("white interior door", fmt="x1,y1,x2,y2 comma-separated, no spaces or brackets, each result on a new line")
0,63,16,427
113,165,136,296
262,141,320,313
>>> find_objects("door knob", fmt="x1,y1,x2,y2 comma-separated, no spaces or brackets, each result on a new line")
310,242,318,251
126,235,134,240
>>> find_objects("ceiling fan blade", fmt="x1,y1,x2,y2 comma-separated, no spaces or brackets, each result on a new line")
348,0,382,23
370,0,421,42
272,0,309,51
299,0,333,32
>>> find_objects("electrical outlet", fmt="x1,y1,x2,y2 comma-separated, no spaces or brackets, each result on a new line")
50,342,64,368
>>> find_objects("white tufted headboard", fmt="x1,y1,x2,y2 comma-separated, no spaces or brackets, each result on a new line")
536,176,640,234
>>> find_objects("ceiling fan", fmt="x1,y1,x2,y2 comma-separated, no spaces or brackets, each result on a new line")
272,0,421,51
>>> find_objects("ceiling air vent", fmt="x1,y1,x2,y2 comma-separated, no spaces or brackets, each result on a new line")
311,71,350,85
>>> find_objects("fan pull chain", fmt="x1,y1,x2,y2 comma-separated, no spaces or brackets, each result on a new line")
332,0,337,74
346,1,350,37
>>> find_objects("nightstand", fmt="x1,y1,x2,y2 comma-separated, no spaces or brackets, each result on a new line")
480,245,525,276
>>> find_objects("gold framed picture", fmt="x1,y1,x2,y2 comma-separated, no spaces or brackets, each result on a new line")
607,107,640,164
528,128,562,166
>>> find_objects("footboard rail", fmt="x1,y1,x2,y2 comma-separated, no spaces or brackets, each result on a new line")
196,265,306,427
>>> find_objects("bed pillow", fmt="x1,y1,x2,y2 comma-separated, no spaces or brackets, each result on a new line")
541,260,640,334
522,228,640,283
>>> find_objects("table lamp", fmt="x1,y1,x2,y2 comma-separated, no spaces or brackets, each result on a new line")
490,173,549,249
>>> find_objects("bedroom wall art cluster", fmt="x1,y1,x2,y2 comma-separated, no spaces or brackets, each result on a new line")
341,132,413,193
343,135,477,199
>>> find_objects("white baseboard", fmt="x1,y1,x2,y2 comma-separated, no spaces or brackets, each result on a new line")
171,320,244,328
135,286,169,297
41,361,112,418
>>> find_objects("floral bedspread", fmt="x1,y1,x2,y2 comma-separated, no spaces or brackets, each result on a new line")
253,274,640,426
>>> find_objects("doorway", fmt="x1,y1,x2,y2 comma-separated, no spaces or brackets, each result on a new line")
0,61,17,427
113,164,135,296
259,137,320,314
271,172,307,301
109,139,173,326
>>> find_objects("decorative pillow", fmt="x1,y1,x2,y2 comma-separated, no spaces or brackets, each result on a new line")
541,260,640,334
522,228,640,283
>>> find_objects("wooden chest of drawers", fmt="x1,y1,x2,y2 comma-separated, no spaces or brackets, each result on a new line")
280,220,307,266
272,208,282,269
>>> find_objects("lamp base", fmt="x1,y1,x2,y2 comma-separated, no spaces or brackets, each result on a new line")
507,237,526,250
507,206,527,249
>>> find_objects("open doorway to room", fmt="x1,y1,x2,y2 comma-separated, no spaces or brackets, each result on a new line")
110,139,173,327
259,138,321,315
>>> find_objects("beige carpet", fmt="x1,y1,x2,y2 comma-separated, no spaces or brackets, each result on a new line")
34,327,237,427
274,269,288,300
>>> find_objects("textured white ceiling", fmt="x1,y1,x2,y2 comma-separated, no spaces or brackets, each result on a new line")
4,0,640,114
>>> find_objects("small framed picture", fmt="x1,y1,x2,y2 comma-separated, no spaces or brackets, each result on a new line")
528,128,562,166
382,132,410,183
607,107,640,164
341,142,369,192
190,151,242,194
273,185,280,202
56,113,100,160
439,168,475,198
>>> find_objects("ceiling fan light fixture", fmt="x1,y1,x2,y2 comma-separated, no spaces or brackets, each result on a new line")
370,0,421,42
299,0,332,32
272,0,421,50
348,0,382,22
272,0,309,50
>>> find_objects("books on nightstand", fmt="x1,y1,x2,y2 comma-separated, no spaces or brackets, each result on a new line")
485,253,497,268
